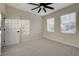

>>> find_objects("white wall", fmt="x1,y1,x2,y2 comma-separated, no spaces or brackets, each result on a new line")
29,15,42,41
5,5,43,44
0,3,42,55
0,3,5,13
43,4,79,48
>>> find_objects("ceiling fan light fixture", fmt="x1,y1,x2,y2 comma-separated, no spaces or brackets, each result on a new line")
28,3,54,13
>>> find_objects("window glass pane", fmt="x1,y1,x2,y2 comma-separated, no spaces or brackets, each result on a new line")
47,18,55,32
61,12,76,34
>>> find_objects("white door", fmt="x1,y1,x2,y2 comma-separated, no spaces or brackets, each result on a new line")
5,19,21,46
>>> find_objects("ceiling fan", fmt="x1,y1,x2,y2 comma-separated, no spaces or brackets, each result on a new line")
28,3,54,13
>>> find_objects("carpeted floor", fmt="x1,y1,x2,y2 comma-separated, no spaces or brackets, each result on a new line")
2,39,79,56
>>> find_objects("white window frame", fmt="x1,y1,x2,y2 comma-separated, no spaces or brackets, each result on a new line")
47,17,55,32
60,12,76,34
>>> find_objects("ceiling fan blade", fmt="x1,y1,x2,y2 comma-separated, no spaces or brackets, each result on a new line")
45,6,54,10
43,7,46,13
45,3,53,5
38,8,41,13
28,3,39,6
32,6,40,10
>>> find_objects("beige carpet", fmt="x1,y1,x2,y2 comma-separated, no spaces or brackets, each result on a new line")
2,39,79,56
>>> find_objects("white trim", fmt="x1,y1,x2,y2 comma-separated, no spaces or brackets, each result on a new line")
44,36,79,49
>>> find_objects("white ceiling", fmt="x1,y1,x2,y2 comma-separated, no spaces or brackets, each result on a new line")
6,3,74,16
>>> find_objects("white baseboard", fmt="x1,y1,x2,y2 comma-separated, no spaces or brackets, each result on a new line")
43,36,79,49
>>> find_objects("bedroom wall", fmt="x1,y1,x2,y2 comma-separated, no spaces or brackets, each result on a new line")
42,4,79,48
0,3,5,14
5,5,42,42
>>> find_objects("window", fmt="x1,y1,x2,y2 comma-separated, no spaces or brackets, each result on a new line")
61,12,76,34
47,18,55,32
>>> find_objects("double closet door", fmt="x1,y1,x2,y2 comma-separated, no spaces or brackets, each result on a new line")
4,19,30,46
